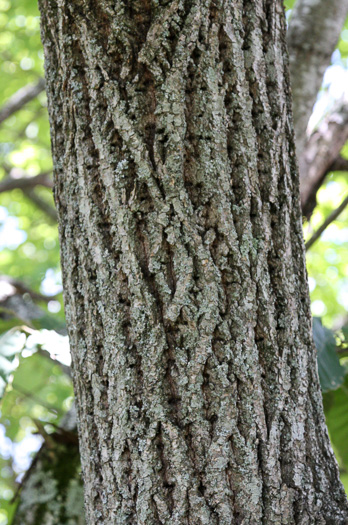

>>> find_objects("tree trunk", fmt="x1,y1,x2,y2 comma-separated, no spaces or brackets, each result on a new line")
39,1,348,523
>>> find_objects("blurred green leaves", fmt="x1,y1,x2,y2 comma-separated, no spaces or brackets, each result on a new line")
305,172,348,326
0,0,68,521
0,326,73,523
0,0,60,318
338,16,348,60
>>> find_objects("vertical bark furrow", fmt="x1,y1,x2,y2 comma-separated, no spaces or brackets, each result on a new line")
39,0,348,523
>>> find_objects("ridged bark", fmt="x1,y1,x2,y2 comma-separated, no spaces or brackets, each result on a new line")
39,1,348,523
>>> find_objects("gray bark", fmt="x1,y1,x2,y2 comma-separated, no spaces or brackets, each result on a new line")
287,0,348,161
39,1,348,524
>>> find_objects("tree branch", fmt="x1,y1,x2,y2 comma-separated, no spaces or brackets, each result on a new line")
287,0,348,160
0,168,57,221
23,188,58,222
328,155,348,173
305,194,348,250
11,382,62,415
300,102,348,218
0,78,45,125
0,171,53,194
0,275,57,303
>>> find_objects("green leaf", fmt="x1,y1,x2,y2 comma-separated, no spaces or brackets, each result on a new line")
313,317,345,392
284,0,296,10
324,376,348,472
341,325,348,342
0,329,26,398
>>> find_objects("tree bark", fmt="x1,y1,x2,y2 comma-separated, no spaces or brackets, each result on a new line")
39,1,348,523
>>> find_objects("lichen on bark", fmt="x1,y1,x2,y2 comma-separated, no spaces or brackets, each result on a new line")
39,0,348,523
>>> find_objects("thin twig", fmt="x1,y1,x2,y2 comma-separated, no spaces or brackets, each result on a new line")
305,194,348,250
0,168,57,222
0,78,45,125
11,382,63,415
0,306,35,328
0,275,57,302
23,188,58,222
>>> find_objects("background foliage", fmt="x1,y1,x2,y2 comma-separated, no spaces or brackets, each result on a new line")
0,0,347,523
